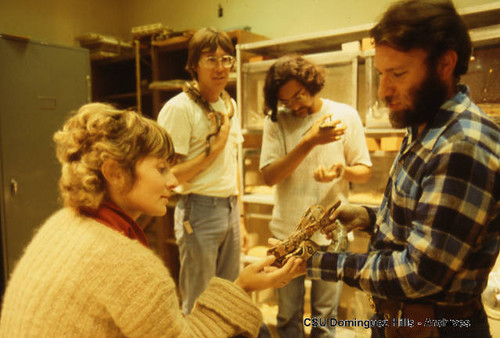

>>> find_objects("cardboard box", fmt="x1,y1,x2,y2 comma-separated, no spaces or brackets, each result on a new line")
366,137,380,152
380,136,404,151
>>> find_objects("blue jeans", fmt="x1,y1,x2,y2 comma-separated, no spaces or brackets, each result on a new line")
276,273,342,338
174,194,241,314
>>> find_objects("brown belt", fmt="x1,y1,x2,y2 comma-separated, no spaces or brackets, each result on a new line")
369,297,483,338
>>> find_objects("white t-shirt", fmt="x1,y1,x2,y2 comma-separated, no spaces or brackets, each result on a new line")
157,92,243,197
259,98,372,245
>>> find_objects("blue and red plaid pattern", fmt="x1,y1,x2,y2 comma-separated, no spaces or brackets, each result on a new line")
308,88,500,305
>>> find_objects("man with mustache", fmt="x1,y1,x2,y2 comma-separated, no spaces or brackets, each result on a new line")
308,1,500,337
260,55,372,337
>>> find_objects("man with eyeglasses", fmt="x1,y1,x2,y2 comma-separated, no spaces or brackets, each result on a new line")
157,27,248,316
260,54,372,337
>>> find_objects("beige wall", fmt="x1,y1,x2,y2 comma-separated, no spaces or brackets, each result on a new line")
122,0,498,39
0,0,499,47
0,0,127,46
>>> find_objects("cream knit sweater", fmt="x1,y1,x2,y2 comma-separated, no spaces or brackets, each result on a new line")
0,208,262,337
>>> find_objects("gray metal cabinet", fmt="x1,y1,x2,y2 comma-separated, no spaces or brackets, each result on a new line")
0,36,90,295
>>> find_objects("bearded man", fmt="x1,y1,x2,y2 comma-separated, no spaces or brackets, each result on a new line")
303,1,500,337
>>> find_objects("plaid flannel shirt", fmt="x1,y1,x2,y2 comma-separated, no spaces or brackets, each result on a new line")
308,88,500,304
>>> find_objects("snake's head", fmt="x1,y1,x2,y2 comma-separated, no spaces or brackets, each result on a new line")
265,201,342,267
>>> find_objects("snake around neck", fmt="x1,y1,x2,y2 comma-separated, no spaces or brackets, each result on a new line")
182,81,234,155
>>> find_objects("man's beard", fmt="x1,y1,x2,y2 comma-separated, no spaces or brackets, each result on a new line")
386,68,448,129
292,104,313,117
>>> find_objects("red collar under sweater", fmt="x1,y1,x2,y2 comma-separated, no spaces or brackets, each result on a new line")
80,202,149,247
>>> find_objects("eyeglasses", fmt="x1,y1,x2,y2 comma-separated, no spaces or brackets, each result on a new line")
278,89,309,108
199,55,235,69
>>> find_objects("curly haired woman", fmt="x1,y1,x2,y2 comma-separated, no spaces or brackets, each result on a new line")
0,103,302,337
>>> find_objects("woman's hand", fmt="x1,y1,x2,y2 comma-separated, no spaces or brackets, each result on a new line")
234,256,306,293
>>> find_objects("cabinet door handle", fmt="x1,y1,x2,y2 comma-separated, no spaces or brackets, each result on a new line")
10,178,18,196
86,75,92,103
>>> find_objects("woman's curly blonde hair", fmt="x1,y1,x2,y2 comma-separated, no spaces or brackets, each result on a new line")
53,103,175,210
